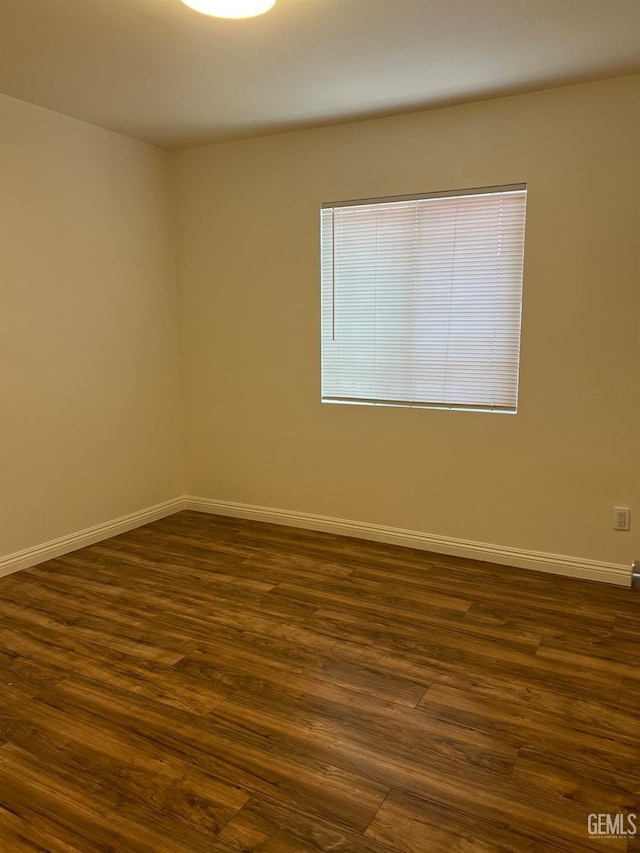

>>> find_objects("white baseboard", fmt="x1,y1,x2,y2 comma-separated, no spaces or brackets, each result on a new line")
1,493,630,588
185,496,631,587
0,497,186,578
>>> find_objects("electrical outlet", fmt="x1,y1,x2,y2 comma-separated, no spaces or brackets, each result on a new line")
614,507,630,531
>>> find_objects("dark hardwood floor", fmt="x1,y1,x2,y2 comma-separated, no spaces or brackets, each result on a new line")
0,510,638,852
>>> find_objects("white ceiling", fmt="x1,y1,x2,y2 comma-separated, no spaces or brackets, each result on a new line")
1,0,639,149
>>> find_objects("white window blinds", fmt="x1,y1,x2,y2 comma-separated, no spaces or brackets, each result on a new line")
321,185,527,413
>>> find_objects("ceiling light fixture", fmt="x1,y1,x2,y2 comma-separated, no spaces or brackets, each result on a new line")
181,0,276,18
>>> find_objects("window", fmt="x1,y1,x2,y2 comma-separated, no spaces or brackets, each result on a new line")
320,184,527,413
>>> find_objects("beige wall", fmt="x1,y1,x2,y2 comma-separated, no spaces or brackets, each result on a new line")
0,94,184,557
174,75,640,566
2,76,638,570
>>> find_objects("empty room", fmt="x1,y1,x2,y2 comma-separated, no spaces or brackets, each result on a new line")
1,0,639,850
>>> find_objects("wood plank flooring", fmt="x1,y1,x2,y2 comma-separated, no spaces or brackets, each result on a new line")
0,510,638,852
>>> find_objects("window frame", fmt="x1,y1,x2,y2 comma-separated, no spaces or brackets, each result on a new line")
320,183,527,414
